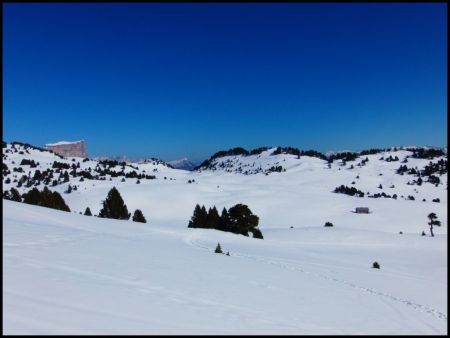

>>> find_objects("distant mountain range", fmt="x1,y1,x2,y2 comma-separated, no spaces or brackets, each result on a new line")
167,158,197,171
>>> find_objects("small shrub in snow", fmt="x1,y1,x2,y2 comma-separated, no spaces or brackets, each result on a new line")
252,228,264,239
84,207,92,216
132,209,147,223
215,243,223,254
372,262,380,269
324,222,333,227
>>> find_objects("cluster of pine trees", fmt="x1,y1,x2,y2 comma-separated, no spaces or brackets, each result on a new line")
333,185,365,197
97,187,147,223
188,203,263,239
407,148,445,159
3,187,22,202
22,187,71,212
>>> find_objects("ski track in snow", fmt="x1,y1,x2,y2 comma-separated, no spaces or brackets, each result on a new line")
185,234,447,322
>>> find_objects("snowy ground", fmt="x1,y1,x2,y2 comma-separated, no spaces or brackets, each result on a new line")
3,144,448,334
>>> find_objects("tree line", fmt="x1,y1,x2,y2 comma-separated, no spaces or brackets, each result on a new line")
188,203,263,239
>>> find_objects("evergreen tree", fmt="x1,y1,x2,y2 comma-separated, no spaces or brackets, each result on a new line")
217,207,230,232
188,204,203,228
9,188,22,202
22,187,70,212
33,170,42,181
199,205,208,227
132,209,147,223
228,203,259,236
187,204,263,239
50,190,71,212
427,213,441,237
84,207,92,216
98,187,131,220
214,242,223,254
22,187,41,206
251,228,264,239
206,206,220,229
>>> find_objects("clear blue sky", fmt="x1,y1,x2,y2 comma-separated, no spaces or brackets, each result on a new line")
3,3,447,162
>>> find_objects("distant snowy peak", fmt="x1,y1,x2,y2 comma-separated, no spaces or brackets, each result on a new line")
168,158,197,171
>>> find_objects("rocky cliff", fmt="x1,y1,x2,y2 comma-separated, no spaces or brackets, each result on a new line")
45,140,88,158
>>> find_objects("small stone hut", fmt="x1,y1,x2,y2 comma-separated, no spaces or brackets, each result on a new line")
355,207,370,214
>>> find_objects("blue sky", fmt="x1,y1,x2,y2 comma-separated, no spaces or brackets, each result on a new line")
3,3,447,162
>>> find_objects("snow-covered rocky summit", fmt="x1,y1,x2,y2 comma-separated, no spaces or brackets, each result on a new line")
45,140,88,158
168,157,197,171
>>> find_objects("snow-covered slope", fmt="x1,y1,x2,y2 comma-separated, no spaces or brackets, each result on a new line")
3,199,447,334
3,141,448,334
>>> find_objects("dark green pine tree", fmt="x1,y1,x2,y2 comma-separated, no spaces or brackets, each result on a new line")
98,187,130,220
22,186,70,212
228,204,260,237
9,188,22,202
199,205,208,228
427,213,441,237
188,204,203,228
40,186,54,207
251,228,264,239
206,206,220,229
22,187,42,206
50,190,71,212
33,170,42,181
84,207,92,216
214,242,223,254
217,207,230,232
132,209,147,223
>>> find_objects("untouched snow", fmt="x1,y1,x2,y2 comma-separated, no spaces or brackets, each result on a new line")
3,143,448,334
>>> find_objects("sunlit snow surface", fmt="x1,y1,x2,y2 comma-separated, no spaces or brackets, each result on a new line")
3,144,447,334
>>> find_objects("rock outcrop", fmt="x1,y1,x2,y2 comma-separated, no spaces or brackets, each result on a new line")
45,140,88,158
